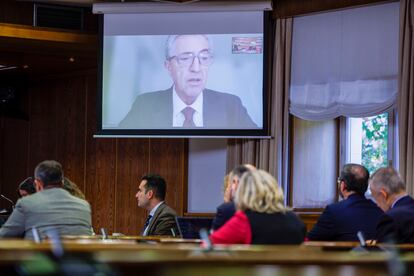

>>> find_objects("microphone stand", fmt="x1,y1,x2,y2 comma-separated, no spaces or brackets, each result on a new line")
0,194,15,210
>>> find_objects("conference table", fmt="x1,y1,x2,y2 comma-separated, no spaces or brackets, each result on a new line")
0,236,413,275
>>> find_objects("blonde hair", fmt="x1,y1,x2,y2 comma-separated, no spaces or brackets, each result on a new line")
235,170,288,213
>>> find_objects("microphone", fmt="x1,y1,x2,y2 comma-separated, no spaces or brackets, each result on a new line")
357,231,366,247
0,194,15,210
100,228,108,240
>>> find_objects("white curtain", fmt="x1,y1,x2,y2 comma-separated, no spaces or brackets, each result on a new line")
290,2,399,120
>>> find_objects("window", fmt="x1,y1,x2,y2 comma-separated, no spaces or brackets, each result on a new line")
288,2,399,209
291,112,396,208
345,111,394,174
291,117,338,208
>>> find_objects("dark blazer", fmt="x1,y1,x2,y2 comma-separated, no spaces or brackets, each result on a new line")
245,210,306,245
119,88,257,129
212,202,236,231
307,194,383,241
146,202,179,237
376,195,414,243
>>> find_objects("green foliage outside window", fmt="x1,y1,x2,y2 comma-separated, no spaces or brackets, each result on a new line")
361,113,388,174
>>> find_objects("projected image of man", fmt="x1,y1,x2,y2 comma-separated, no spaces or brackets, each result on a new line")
119,35,257,129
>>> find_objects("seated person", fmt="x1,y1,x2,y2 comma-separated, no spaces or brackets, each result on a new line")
136,174,179,236
0,160,92,240
211,165,252,231
17,177,36,198
370,167,414,243
63,177,86,200
210,169,306,245
119,35,257,129
307,163,383,241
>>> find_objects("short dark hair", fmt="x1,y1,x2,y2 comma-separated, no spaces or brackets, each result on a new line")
34,160,64,187
141,174,166,201
17,177,36,197
231,165,251,179
339,163,370,195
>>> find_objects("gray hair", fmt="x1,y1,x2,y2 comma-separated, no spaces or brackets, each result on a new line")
34,160,64,186
165,34,212,59
370,167,405,194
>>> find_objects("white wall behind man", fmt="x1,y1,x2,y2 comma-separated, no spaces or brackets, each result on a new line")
187,139,227,213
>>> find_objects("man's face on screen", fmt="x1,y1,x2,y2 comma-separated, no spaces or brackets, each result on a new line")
165,35,212,105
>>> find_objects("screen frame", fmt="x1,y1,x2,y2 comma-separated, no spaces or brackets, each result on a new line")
96,11,272,138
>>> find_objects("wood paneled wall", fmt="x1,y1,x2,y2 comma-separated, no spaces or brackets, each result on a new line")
0,71,187,235
0,0,97,32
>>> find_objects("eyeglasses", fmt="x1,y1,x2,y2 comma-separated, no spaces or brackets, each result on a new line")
169,50,213,67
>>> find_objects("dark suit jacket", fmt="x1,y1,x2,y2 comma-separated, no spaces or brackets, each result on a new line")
146,202,179,237
307,194,383,241
119,88,257,129
376,195,414,243
246,210,306,245
212,202,236,231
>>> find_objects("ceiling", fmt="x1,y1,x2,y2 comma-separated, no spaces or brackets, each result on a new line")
18,0,251,6
0,30,98,79
2,0,388,78
2,0,257,78
2,0,253,78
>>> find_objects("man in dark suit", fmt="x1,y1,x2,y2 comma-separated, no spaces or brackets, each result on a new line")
136,174,178,236
307,164,383,241
370,167,414,243
119,34,257,129
212,164,255,231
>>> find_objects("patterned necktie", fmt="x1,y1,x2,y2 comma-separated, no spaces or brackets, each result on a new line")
182,106,196,127
142,215,152,234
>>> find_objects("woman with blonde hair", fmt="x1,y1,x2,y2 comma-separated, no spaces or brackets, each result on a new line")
210,170,305,244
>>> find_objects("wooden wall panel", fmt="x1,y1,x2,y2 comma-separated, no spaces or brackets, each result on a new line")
29,81,60,168
0,118,29,208
85,72,117,234
0,75,30,207
85,137,117,234
115,138,150,235
149,139,186,216
298,213,320,232
0,70,188,235
0,0,33,26
53,76,87,191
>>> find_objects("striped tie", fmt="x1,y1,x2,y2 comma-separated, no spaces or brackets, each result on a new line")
142,215,152,235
